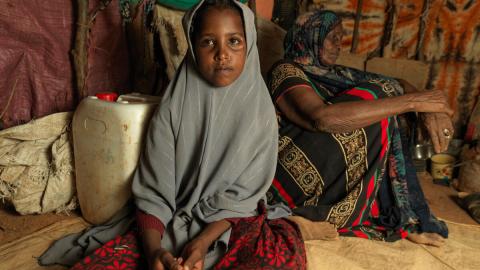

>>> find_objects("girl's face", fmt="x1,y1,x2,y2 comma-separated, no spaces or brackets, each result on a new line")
319,23,343,66
194,7,246,87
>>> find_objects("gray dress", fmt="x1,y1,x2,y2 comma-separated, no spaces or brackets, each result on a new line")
39,1,289,268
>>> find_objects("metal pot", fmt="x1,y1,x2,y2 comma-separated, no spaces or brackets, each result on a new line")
413,143,434,160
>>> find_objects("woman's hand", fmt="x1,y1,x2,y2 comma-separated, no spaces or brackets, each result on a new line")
149,248,184,270
179,237,208,270
408,90,454,116
420,112,454,153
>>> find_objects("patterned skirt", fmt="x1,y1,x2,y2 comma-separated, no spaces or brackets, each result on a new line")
70,203,306,270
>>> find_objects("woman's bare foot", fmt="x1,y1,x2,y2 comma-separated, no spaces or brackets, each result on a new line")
407,232,446,247
287,216,339,241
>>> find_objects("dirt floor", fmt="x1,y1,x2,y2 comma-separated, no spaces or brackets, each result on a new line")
0,202,82,244
0,172,477,247
419,172,478,225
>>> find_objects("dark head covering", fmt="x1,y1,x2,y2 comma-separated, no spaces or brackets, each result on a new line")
284,11,341,71
281,10,404,96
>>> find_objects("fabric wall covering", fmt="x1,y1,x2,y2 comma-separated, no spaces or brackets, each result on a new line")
310,0,480,137
0,0,131,129
1,0,478,137
123,0,248,11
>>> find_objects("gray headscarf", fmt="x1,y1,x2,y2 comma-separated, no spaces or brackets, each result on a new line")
132,0,282,265
38,1,286,268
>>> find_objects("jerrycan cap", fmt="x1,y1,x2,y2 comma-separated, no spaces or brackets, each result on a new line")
95,92,118,102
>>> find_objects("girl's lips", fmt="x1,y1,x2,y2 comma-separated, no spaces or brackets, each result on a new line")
214,67,234,74
215,66,233,70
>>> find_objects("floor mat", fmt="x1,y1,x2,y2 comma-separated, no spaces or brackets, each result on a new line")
1,173,478,270
0,218,478,270
305,220,480,270
0,217,88,270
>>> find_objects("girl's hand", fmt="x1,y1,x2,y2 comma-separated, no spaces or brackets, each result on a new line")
420,112,454,153
149,248,184,270
179,237,209,270
408,90,454,116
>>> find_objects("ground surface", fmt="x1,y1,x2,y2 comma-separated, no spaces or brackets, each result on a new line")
0,172,477,246
419,172,477,225
0,202,81,244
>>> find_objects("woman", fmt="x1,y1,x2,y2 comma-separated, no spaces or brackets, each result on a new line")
266,10,453,244
39,1,305,269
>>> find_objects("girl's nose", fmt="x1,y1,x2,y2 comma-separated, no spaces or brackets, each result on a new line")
215,44,229,62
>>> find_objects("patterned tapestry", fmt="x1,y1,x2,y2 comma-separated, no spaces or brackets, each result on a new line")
309,0,480,137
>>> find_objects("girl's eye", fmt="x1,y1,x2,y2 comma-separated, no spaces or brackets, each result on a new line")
229,38,243,47
201,39,215,46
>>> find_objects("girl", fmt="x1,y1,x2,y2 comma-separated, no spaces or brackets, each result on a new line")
134,1,304,269
40,1,305,269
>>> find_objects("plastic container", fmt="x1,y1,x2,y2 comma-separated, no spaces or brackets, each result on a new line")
73,93,161,224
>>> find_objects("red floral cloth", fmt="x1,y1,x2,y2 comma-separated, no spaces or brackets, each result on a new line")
215,203,306,270
70,204,306,270
70,231,144,270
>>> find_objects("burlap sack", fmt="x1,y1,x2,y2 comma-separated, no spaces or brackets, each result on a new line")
152,5,188,80
0,112,76,214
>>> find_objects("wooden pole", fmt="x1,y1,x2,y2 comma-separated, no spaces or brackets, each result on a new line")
72,0,89,103
415,0,431,61
379,0,395,57
350,0,363,54
72,0,112,103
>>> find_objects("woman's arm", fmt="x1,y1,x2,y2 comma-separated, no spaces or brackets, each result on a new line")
277,85,453,134
180,219,231,270
395,78,455,153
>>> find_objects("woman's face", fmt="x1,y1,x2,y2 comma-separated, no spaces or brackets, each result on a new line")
194,7,246,87
319,23,343,66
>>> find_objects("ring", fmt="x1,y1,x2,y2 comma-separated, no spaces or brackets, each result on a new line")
443,128,451,139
